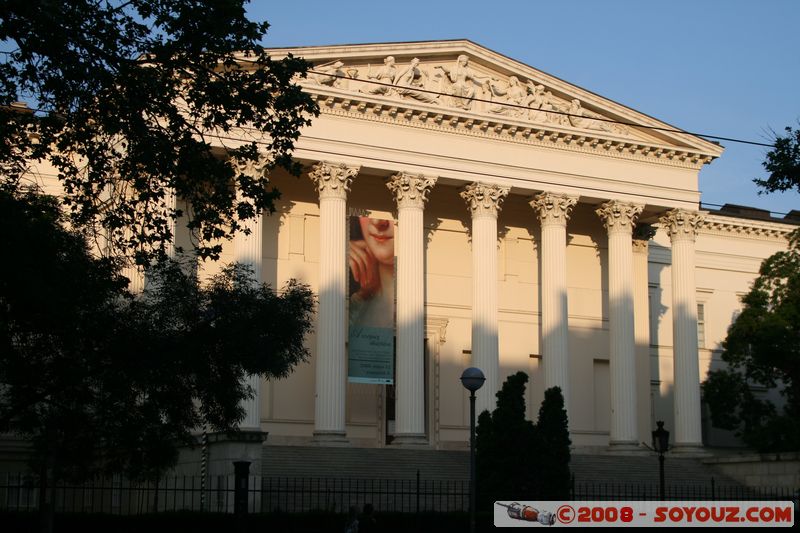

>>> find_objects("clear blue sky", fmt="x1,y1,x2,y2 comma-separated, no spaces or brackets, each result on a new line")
249,0,799,216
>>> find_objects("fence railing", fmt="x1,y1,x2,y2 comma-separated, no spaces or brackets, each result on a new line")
1,472,796,515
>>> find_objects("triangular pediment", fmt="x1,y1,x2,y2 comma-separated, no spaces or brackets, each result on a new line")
264,40,723,162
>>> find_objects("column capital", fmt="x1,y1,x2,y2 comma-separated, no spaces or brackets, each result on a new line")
229,153,270,180
460,182,510,219
309,161,360,200
596,200,643,234
659,209,705,242
387,172,437,209
632,223,656,254
530,192,578,227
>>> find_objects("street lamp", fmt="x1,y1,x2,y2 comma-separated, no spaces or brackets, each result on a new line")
651,421,669,500
461,367,485,533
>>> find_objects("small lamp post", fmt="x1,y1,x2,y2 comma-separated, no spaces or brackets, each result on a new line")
461,367,485,533
651,421,669,500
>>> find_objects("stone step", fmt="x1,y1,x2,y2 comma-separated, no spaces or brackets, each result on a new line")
262,445,747,489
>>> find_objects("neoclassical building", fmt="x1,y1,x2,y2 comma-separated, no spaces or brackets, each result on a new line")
29,41,799,460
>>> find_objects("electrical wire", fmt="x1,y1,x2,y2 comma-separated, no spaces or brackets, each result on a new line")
305,68,774,148
203,130,795,218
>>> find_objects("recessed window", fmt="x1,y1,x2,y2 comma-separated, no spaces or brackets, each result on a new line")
697,303,706,349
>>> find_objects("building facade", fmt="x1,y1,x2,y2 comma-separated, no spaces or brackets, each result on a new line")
33,41,799,459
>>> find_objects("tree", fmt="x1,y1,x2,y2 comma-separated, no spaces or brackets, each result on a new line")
476,373,572,510
703,230,800,452
532,387,571,499
702,124,800,452
754,126,800,194
476,372,538,509
0,186,315,481
0,1,317,264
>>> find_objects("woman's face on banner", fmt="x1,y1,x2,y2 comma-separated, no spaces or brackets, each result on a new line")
359,217,394,266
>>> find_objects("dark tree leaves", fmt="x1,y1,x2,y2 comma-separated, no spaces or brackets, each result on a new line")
476,373,571,509
703,229,800,452
0,187,315,480
755,126,800,195
0,1,317,264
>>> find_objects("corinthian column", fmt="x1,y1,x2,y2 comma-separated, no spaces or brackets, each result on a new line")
597,200,643,449
530,192,577,415
231,155,270,430
387,172,437,444
660,209,705,451
461,182,510,415
309,161,360,440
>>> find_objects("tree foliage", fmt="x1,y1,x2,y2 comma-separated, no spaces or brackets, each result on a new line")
0,0,317,264
532,386,571,499
476,373,571,509
703,229,800,452
0,187,315,480
754,127,800,195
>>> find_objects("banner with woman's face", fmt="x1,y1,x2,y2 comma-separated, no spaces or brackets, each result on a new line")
348,216,395,384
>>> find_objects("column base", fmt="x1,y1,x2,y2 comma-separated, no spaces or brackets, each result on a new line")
390,434,429,447
670,443,709,457
607,440,645,453
312,431,349,446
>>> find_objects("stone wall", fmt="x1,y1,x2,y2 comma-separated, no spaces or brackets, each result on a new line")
704,453,800,488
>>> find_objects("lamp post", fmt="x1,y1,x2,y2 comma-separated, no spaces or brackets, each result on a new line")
651,421,669,500
461,367,485,533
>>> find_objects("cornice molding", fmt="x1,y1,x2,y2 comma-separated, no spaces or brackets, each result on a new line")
307,90,714,170
426,316,450,344
699,214,795,242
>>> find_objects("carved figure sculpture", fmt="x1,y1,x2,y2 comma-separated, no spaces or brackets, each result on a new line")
567,99,626,134
525,83,565,125
312,60,351,89
487,76,527,116
359,56,397,95
435,55,493,110
395,57,439,104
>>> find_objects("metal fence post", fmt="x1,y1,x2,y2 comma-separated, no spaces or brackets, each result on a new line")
233,461,250,516
416,470,420,514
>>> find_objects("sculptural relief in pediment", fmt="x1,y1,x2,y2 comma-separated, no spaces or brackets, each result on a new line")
307,55,628,136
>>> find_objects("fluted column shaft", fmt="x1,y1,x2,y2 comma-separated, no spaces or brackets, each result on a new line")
164,188,177,260
597,201,643,448
309,162,360,438
461,183,509,415
531,193,577,415
388,173,437,442
660,209,705,450
234,206,263,430
231,155,271,431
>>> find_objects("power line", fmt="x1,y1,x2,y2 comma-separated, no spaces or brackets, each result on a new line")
305,68,775,148
5,65,778,149
205,130,794,217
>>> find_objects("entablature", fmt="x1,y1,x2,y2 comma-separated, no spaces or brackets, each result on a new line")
307,88,714,171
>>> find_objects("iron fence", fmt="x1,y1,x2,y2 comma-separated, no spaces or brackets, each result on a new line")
0,472,796,515
261,475,469,513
